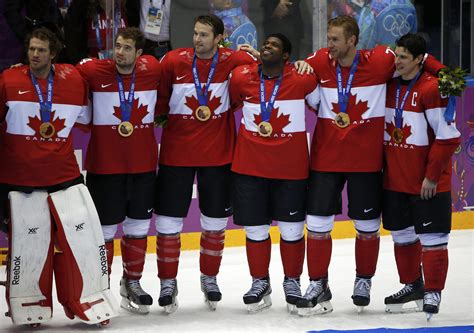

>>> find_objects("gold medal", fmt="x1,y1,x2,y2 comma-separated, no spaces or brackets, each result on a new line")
335,113,350,128
195,105,211,122
39,122,55,138
258,121,273,137
392,127,404,144
118,121,134,137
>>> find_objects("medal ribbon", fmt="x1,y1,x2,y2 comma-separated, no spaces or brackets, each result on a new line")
336,51,359,114
116,71,136,122
95,7,121,51
30,70,54,123
192,50,218,106
395,71,421,128
259,70,282,122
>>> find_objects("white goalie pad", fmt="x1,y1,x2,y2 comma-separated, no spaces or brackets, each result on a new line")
8,191,53,325
48,184,118,324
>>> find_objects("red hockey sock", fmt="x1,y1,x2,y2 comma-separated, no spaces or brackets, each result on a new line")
105,240,114,276
200,230,225,276
394,240,422,284
121,237,147,280
246,237,271,278
355,231,380,277
280,237,304,278
422,247,448,291
307,231,332,280
156,233,181,279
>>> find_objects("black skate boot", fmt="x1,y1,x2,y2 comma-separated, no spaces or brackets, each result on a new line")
120,278,153,314
243,277,272,313
200,274,222,311
352,276,372,313
296,278,333,316
283,277,302,314
384,277,424,313
423,291,441,321
158,278,178,314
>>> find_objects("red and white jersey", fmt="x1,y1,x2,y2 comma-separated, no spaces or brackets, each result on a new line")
306,46,445,173
76,56,161,174
229,63,319,180
86,11,127,58
383,71,461,194
0,65,89,187
157,47,257,167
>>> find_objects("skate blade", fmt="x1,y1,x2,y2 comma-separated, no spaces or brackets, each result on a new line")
204,299,218,311
425,312,434,321
297,301,333,317
385,300,423,314
96,319,110,328
287,303,297,314
356,306,365,314
246,295,272,314
120,297,150,314
163,299,179,314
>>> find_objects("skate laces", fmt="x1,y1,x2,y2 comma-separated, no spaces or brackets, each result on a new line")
424,291,441,306
160,279,177,297
283,278,302,297
303,279,325,299
391,283,415,298
244,278,269,297
201,274,220,293
353,277,371,298
127,279,149,296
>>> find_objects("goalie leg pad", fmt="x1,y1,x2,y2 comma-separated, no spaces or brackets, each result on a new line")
48,184,118,325
6,191,54,325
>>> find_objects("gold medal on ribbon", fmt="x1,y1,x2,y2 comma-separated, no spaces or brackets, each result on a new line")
195,105,211,122
258,121,273,137
118,121,134,137
335,113,350,128
39,122,55,138
392,127,404,144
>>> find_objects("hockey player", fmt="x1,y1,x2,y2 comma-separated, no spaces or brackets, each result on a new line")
228,33,319,314
0,27,117,327
299,15,444,315
76,27,161,314
382,33,460,320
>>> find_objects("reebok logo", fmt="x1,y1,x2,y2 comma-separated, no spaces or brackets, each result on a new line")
99,245,108,276
12,256,21,285
364,208,373,213
423,221,433,227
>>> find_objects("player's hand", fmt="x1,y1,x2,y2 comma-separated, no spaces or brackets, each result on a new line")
420,177,437,200
294,60,313,74
238,44,260,60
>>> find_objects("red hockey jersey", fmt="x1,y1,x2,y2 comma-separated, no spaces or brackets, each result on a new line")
0,65,88,186
157,47,257,167
306,46,444,173
383,71,461,194
76,55,161,174
229,63,319,180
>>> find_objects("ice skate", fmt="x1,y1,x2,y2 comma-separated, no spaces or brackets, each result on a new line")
158,278,178,314
423,291,441,321
120,278,153,314
243,277,272,313
296,278,333,317
352,277,371,313
282,277,302,314
200,274,222,311
384,277,424,313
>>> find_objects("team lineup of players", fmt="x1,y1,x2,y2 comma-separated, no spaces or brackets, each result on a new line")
0,12,461,328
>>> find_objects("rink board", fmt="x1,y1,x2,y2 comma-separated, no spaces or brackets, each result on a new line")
311,326,474,333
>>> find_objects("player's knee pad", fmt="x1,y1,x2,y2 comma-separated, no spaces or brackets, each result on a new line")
48,184,118,325
354,218,381,233
306,214,335,233
200,213,227,231
155,215,184,234
122,217,150,238
277,221,304,242
6,191,54,325
101,224,118,242
391,226,418,245
418,233,449,247
244,225,270,241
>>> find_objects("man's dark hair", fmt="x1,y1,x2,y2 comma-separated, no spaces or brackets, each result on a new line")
25,27,63,61
266,33,292,56
194,14,224,37
396,33,427,59
116,27,146,51
328,15,360,46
